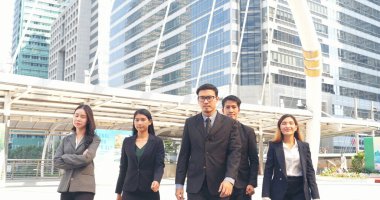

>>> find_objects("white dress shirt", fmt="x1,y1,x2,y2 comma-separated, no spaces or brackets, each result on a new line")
283,139,302,177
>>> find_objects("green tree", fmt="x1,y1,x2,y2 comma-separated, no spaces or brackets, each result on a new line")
9,145,43,159
351,151,365,173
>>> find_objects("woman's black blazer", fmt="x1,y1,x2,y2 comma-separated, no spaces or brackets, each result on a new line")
262,140,320,200
115,134,165,193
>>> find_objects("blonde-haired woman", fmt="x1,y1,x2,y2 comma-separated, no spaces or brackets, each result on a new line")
262,114,320,200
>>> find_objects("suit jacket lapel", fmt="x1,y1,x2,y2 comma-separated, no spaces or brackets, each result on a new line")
139,134,154,164
274,142,287,177
127,135,138,164
297,140,307,175
208,112,223,136
69,134,76,151
194,114,207,138
76,136,86,150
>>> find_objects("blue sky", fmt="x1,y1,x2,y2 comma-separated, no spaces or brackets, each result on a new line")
0,0,14,71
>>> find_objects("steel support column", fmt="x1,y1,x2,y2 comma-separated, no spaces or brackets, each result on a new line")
288,0,322,170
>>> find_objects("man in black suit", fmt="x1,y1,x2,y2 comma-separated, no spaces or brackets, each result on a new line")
175,84,242,200
222,95,259,200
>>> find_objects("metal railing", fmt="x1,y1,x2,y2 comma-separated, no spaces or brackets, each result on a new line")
6,159,60,180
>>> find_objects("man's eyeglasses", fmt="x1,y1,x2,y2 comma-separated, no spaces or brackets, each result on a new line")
198,96,216,102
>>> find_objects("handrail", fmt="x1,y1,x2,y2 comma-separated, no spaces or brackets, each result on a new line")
6,159,60,180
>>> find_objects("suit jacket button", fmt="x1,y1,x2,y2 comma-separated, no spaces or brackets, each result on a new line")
203,166,206,169
279,169,282,171
279,178,282,181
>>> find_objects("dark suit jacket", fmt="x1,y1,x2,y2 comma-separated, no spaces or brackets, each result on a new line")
115,134,165,194
175,112,242,195
262,140,320,200
234,123,259,189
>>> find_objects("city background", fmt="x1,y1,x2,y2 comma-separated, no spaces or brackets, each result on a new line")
0,0,380,199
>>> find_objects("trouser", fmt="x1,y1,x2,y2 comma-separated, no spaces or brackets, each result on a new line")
60,192,94,200
187,179,230,200
284,176,306,200
230,187,251,200
122,189,160,200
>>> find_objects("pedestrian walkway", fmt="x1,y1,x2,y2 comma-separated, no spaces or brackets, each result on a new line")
1,176,379,200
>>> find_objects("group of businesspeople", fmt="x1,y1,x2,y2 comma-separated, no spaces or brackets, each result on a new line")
53,83,320,200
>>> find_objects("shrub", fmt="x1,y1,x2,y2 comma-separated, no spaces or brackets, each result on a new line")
351,151,365,173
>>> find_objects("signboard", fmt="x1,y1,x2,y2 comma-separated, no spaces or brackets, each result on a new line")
364,137,380,172
96,129,132,153
94,129,132,184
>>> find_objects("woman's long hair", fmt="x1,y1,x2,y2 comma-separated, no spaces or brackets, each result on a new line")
132,109,155,136
71,104,96,148
272,114,304,143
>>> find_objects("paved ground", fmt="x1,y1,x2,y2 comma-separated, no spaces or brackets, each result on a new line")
1,176,380,200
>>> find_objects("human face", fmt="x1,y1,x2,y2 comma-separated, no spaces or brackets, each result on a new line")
222,100,240,120
134,114,152,134
198,89,219,116
280,117,297,137
73,108,88,130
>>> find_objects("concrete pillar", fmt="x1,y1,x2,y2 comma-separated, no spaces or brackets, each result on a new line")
0,122,6,187
258,124,264,175
1,91,11,186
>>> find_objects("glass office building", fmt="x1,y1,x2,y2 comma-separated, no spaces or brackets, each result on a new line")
109,0,380,122
12,0,61,78
258,0,380,121
109,0,239,95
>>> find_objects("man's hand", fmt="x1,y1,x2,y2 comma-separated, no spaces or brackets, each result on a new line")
245,184,255,196
116,193,122,200
175,188,184,200
218,180,233,197
151,181,160,192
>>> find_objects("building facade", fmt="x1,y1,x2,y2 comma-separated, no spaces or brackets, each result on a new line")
48,0,92,83
109,0,238,96
88,0,111,86
12,0,61,78
109,0,380,122
253,0,380,122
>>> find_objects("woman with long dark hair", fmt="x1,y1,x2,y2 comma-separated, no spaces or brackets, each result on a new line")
54,104,101,200
115,109,165,200
262,114,320,200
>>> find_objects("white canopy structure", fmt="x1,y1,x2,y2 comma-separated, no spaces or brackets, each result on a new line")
1,73,378,137
1,73,379,178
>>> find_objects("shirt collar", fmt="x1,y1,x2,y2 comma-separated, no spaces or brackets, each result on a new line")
202,111,217,123
283,138,298,150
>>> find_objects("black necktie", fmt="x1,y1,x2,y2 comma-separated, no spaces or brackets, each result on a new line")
205,118,211,134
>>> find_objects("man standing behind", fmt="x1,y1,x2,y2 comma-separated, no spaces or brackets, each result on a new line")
222,95,259,200
175,84,242,200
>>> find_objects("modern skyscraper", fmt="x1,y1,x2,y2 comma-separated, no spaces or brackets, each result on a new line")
109,0,237,96
49,0,110,85
49,0,92,83
88,0,111,86
109,0,380,121
12,0,61,78
257,0,379,121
